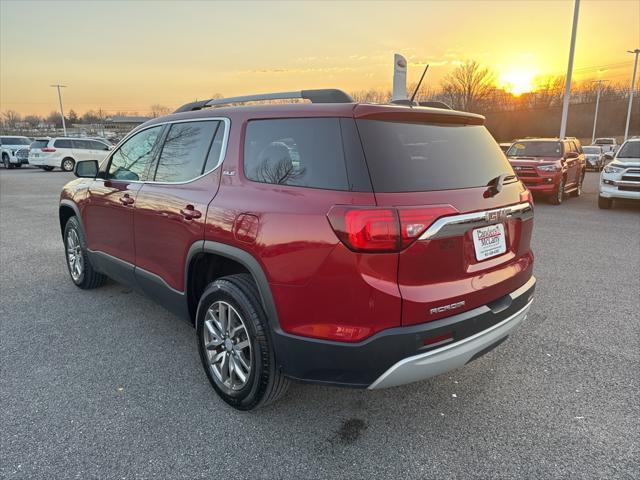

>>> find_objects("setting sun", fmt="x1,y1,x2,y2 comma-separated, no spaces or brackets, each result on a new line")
499,69,537,95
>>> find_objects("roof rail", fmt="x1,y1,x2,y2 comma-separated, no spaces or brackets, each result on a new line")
174,89,353,113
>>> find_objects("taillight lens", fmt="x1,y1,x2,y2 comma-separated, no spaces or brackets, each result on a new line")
42,147,56,152
519,189,534,207
327,205,457,253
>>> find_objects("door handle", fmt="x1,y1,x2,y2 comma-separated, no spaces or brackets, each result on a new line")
119,194,135,205
180,205,202,220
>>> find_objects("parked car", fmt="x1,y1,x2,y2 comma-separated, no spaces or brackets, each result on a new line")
0,136,31,168
598,137,640,209
583,145,605,171
506,138,586,205
593,137,618,154
59,89,536,410
29,137,112,172
499,142,512,153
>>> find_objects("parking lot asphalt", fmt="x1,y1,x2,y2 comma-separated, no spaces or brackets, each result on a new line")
1,168,638,479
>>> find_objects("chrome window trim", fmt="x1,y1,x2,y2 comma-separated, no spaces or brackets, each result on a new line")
103,117,231,185
418,202,533,241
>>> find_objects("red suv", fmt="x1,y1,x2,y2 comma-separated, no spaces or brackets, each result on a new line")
506,138,586,205
60,89,535,410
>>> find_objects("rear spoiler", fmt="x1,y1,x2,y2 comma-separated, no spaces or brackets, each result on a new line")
353,104,485,125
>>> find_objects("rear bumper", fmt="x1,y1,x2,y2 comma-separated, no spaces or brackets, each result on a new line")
369,297,531,389
273,276,536,388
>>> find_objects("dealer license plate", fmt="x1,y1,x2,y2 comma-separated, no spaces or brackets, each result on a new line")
472,224,506,261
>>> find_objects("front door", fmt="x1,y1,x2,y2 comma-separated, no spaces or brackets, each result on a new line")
133,119,225,295
83,125,164,271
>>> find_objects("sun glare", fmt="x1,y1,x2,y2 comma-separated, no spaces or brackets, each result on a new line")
499,69,536,96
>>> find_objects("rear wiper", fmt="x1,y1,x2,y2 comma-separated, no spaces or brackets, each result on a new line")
485,173,516,197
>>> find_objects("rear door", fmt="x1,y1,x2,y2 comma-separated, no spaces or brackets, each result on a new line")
133,119,226,296
565,141,580,187
83,125,163,278
354,111,534,326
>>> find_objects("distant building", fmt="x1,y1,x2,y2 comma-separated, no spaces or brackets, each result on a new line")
105,115,151,135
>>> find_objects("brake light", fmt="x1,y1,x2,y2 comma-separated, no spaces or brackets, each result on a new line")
519,189,534,207
327,205,457,253
42,147,56,152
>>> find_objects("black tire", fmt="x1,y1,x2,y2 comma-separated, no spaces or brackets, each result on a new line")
61,157,75,172
15,163,22,168
42,166,54,171
63,216,106,289
570,171,584,197
550,177,565,205
598,195,612,209
196,273,289,410
3,154,13,169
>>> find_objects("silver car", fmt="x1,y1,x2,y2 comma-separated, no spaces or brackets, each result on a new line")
584,145,605,171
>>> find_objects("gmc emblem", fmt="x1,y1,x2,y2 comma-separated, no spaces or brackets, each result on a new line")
485,208,509,223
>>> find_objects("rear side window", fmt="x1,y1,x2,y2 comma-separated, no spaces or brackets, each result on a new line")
153,120,221,183
90,140,110,151
244,118,351,190
357,121,514,192
54,139,73,148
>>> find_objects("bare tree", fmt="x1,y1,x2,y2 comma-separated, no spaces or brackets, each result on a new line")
440,61,495,112
2,110,22,129
46,111,63,128
23,115,42,128
150,104,171,118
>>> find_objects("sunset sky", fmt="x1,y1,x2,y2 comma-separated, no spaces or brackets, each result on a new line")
1,0,639,116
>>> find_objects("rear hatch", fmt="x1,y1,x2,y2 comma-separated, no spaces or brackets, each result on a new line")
353,105,534,326
28,139,50,159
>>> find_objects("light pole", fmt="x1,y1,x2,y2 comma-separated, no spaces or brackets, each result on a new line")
624,49,640,141
591,79,607,143
559,0,580,139
50,84,67,136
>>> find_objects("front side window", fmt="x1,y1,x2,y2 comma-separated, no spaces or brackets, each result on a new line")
90,140,110,151
244,118,349,190
153,120,221,183
73,140,92,150
108,126,162,181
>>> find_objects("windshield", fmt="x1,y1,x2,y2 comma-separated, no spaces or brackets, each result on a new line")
356,121,513,192
1,137,30,145
595,138,614,145
583,147,601,154
616,141,640,159
507,141,562,158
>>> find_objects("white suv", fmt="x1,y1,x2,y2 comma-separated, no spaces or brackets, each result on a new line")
29,137,112,172
1,136,32,168
598,138,640,209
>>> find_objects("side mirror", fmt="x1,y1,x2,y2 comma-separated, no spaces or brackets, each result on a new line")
75,160,99,178
603,152,614,161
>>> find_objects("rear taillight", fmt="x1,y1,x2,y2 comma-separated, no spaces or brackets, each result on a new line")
519,189,534,207
42,147,56,152
327,205,457,253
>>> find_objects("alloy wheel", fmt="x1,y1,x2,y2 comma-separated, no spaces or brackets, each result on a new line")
66,229,84,281
203,301,252,392
62,159,74,172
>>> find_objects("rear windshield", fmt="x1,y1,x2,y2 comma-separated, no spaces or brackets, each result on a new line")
506,141,562,158
616,141,640,159
356,121,513,192
31,140,49,149
1,137,30,145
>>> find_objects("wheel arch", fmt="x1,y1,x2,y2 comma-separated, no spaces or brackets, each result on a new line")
185,241,281,331
59,200,84,239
